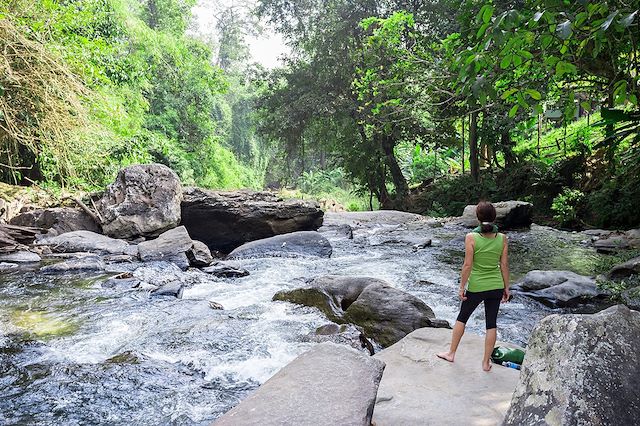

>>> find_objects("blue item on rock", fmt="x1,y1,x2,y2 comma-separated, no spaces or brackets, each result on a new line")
501,361,521,370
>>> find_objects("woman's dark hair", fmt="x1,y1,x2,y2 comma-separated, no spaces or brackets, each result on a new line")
476,201,497,233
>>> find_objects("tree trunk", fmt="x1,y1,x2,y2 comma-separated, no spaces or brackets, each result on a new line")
147,0,158,29
501,131,517,168
380,134,409,200
469,112,480,183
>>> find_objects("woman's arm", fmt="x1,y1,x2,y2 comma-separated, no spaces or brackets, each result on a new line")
459,233,474,300
500,234,510,302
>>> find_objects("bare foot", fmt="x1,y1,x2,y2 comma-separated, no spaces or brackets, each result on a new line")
436,352,455,362
482,360,492,371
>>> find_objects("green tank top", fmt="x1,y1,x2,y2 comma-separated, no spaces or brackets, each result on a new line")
468,233,505,292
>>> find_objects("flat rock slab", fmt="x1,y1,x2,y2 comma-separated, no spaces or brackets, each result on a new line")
214,342,385,426
372,328,520,426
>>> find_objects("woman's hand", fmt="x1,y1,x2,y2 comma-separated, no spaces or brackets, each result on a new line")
502,288,510,303
459,288,467,301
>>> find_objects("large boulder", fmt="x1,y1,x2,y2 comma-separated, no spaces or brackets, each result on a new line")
503,305,640,425
372,328,521,426
96,164,182,239
35,230,136,255
227,231,332,259
511,270,608,307
10,207,100,235
0,251,41,263
273,276,449,347
609,256,640,279
180,188,323,253
137,226,193,270
213,342,385,426
459,200,533,229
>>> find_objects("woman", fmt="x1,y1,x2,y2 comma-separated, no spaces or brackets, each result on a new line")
436,201,510,371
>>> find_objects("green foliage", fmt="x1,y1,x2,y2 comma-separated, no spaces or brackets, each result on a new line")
551,188,585,228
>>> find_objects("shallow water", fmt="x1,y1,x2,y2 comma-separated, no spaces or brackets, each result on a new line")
0,216,605,424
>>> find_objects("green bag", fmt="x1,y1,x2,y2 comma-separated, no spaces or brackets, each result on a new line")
491,346,525,365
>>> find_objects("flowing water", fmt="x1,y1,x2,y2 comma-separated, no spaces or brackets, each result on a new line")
0,213,605,425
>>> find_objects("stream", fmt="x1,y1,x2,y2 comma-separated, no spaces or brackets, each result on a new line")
0,212,605,425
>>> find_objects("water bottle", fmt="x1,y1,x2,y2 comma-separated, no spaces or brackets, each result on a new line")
501,361,521,370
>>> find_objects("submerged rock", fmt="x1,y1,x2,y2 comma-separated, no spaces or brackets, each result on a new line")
511,270,608,307
213,342,385,426
35,231,136,255
273,275,449,347
504,305,640,425
151,281,184,298
227,231,332,259
180,187,323,253
459,200,533,229
10,207,100,235
137,226,192,269
96,164,183,239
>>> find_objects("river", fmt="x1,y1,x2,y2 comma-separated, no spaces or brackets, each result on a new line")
0,212,605,424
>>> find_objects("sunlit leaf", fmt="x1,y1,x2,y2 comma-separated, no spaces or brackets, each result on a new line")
556,20,572,39
619,11,638,28
526,89,542,100
601,10,619,30
533,11,545,22
508,104,519,118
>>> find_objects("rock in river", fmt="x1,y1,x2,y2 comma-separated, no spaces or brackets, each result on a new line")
511,270,608,307
459,200,533,229
213,342,385,426
609,256,640,279
10,207,100,235
96,164,183,239
180,187,323,252
504,305,640,426
227,231,332,259
273,275,449,347
137,226,193,269
0,251,41,263
36,231,137,256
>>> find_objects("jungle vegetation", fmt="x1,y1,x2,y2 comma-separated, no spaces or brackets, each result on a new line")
1,0,639,228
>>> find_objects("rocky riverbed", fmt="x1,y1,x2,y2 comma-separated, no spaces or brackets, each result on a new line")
0,211,627,425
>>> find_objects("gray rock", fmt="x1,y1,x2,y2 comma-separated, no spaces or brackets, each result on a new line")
227,231,332,259
35,231,134,255
0,262,18,272
273,276,449,347
344,282,449,347
181,187,323,253
626,228,640,247
0,251,41,263
372,328,521,426
97,164,183,239
512,270,608,307
336,224,354,239
102,277,140,289
10,207,100,235
137,226,193,269
594,234,630,252
609,256,640,279
202,262,249,278
504,305,640,425
208,301,224,310
459,200,533,229
151,281,184,298
40,256,105,273
621,287,640,310
213,342,385,426
187,240,213,267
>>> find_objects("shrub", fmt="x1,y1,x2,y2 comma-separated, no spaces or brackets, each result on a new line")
551,188,585,228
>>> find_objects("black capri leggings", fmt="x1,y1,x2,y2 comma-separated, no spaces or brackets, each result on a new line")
456,288,504,329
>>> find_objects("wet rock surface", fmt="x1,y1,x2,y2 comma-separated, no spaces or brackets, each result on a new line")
227,231,332,259
511,270,609,307
302,324,376,355
187,240,213,267
213,342,385,426
180,187,323,252
459,200,533,229
202,262,250,278
96,164,183,239
0,250,41,263
609,256,640,279
504,305,640,426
